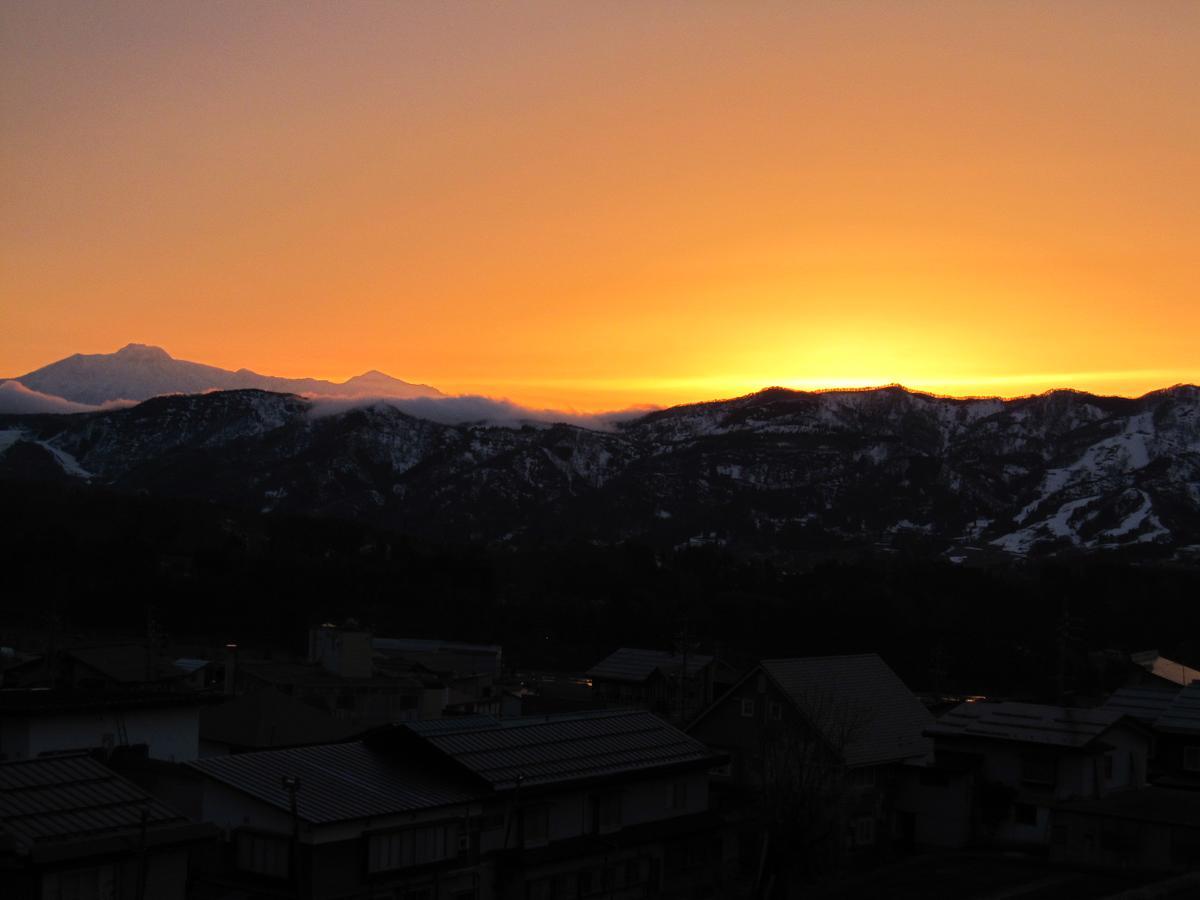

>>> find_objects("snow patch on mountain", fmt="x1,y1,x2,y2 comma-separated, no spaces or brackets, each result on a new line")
0,428,25,454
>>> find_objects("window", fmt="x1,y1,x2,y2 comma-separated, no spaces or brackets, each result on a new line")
623,860,642,885
665,837,720,875
1184,747,1200,773
554,873,578,900
1013,803,1038,826
768,701,783,721
851,817,875,847
740,699,755,718
367,823,455,873
41,865,117,900
1103,754,1114,780
578,867,603,897
847,767,876,789
526,877,553,900
368,831,404,874
523,805,550,845
606,859,646,889
236,830,290,878
594,792,622,832
412,824,448,864
668,780,688,811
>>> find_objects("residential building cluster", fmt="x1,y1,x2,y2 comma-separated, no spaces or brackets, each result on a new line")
1,624,1198,898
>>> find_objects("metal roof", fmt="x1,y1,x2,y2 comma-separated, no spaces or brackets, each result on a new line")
0,755,188,854
404,709,715,790
407,715,500,735
928,701,1132,749
187,741,477,825
1154,682,1200,735
1130,651,1200,687
64,645,188,684
1100,685,1181,724
373,638,502,656
239,659,427,689
760,655,934,767
586,648,713,683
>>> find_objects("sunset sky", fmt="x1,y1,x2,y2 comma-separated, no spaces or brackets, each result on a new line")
2,2,1197,411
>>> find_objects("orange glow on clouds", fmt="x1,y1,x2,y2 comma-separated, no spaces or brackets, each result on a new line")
2,3,1197,412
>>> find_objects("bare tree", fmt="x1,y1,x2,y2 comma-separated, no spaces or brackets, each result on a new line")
754,686,875,897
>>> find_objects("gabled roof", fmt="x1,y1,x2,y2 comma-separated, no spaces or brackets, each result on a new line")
1130,650,1200,687
1154,682,1200,735
200,687,361,750
0,755,198,856
239,659,428,689
187,741,477,825
373,638,501,657
401,709,715,790
758,655,934,767
64,645,189,684
928,701,1140,749
587,648,713,683
1100,685,1181,724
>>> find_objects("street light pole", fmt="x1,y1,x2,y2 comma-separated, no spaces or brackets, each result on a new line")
282,775,303,900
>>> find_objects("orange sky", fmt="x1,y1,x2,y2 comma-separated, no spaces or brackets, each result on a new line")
2,2,1197,411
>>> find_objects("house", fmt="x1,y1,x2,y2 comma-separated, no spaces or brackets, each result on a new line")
228,625,495,725
373,636,504,679
0,689,207,762
1101,685,1181,727
172,657,213,691
1,643,198,692
0,753,215,900
235,657,442,725
1051,785,1200,872
188,739,480,899
587,648,736,722
924,701,1151,848
186,709,729,900
199,686,362,756
1104,682,1200,789
688,654,933,863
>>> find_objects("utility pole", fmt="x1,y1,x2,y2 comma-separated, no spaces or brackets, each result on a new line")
673,620,698,723
135,803,149,900
282,775,303,900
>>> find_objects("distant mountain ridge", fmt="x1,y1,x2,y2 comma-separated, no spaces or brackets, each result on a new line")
8,343,443,406
1,382,1198,560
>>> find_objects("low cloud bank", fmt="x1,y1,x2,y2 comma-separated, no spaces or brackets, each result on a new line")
306,393,655,431
0,380,655,429
0,380,137,415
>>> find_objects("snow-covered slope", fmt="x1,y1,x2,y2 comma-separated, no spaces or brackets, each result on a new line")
2,384,1197,558
14,343,444,406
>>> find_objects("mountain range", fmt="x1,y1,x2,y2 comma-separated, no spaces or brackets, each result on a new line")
1,377,1198,560
2,343,443,408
